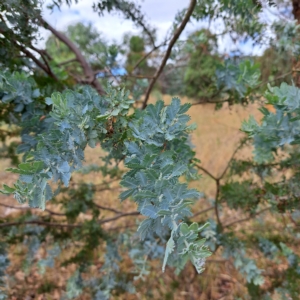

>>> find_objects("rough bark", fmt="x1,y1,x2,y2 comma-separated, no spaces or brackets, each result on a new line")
292,0,300,86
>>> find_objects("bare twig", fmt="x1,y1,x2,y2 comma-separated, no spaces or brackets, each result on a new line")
191,98,229,106
257,71,293,88
215,179,222,229
191,206,214,218
141,0,197,109
18,45,59,81
0,211,140,229
0,18,58,81
195,164,218,181
218,142,243,180
93,203,122,214
98,211,140,224
97,73,155,79
58,58,77,66
224,207,271,228
0,220,79,229
0,202,65,216
132,40,168,71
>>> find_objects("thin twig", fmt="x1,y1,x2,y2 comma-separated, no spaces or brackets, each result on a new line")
58,58,77,66
0,202,65,216
141,0,197,109
98,211,140,224
132,40,168,71
0,220,79,228
224,207,271,228
0,211,140,229
191,206,214,218
19,46,59,81
93,203,122,214
215,179,222,229
257,71,293,88
195,164,218,181
218,142,243,180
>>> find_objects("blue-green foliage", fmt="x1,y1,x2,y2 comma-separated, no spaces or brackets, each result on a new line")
0,72,133,209
120,99,211,273
193,0,264,38
0,72,211,279
0,72,43,118
221,181,260,212
65,237,137,299
223,241,264,285
38,244,61,275
0,243,9,300
216,59,261,101
272,21,300,56
242,83,300,162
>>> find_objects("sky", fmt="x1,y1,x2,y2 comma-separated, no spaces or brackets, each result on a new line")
40,0,194,46
38,0,290,56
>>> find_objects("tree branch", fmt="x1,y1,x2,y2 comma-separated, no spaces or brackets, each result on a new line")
0,220,79,229
141,0,196,109
195,164,218,181
191,206,214,218
132,40,168,71
0,202,65,216
215,179,222,229
0,211,140,228
224,207,271,228
98,211,140,224
58,58,77,66
218,141,243,180
93,203,122,214
40,18,105,95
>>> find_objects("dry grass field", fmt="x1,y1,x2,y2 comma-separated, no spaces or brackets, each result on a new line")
0,96,266,299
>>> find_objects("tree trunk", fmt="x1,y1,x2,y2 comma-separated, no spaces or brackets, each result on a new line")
292,0,300,86
292,0,300,23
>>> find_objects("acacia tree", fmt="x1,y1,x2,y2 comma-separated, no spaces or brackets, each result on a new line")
1,0,300,299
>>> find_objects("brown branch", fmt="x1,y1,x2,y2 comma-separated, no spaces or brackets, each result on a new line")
93,203,122,214
98,73,155,79
195,164,218,181
0,202,65,216
191,98,229,106
40,18,105,95
17,45,59,81
69,178,121,189
224,207,271,228
58,58,77,66
108,223,138,231
99,211,140,224
191,206,214,218
257,71,293,88
218,141,243,180
132,40,168,71
0,211,140,229
28,45,54,72
0,198,124,215
0,18,58,81
215,179,222,229
0,220,79,229
141,0,196,109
